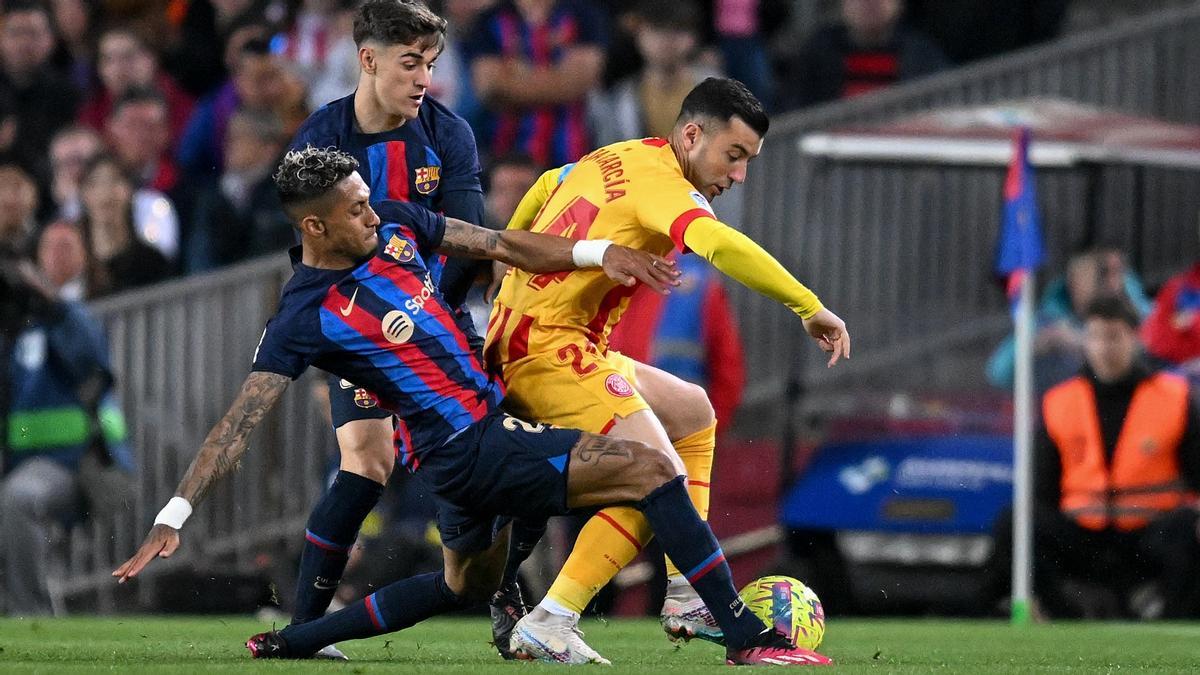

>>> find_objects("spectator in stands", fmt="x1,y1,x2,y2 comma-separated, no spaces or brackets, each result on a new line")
49,0,97,91
987,245,1153,393
77,154,172,296
777,0,948,111
0,0,81,178
483,153,542,230
80,28,196,151
705,0,789,110
1,218,133,617
0,92,17,161
274,0,359,111
428,0,494,117
0,162,40,259
906,0,1068,65
106,88,182,196
590,0,720,147
178,35,309,182
466,0,607,167
36,220,88,301
1142,259,1200,367
608,254,746,425
185,109,291,272
48,126,104,221
165,0,274,97
991,296,1200,619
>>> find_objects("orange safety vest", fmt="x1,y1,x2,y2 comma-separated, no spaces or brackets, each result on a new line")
1043,372,1196,532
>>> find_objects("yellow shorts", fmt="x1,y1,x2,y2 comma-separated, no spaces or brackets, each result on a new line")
498,343,649,434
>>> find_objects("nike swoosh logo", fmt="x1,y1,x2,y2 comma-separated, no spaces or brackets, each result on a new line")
314,582,337,590
340,288,359,316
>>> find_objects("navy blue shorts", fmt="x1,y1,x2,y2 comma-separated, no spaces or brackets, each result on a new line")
326,372,391,428
419,409,582,552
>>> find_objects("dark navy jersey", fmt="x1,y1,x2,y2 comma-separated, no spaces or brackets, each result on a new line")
251,213,504,469
290,93,487,311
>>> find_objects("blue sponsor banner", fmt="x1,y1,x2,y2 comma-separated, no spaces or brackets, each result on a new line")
781,435,1013,535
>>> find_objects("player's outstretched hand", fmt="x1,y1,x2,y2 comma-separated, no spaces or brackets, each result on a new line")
112,524,181,583
802,308,851,367
601,246,681,294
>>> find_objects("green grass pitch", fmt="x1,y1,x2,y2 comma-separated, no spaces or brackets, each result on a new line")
2,616,1198,673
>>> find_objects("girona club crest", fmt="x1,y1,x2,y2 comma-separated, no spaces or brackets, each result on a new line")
605,373,634,398
415,165,440,194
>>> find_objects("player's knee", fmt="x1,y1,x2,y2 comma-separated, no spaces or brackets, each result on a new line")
680,381,716,430
337,442,394,484
635,444,685,492
664,382,715,438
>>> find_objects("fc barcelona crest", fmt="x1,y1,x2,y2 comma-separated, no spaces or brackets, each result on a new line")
354,388,378,409
415,165,440,194
384,235,416,262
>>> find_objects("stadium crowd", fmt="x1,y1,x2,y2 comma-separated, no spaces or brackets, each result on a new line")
0,0,1079,295
4,0,1200,623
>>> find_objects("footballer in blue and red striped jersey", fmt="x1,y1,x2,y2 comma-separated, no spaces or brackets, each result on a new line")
251,209,501,470
291,92,490,429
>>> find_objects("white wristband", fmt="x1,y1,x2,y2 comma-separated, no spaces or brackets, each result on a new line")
572,239,613,268
154,497,193,530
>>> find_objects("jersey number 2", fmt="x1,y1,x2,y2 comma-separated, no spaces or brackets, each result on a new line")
528,196,601,290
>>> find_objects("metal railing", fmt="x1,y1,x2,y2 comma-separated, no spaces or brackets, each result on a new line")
47,2,1200,607
53,256,337,610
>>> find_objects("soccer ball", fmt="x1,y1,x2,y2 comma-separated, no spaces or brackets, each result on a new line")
738,575,826,650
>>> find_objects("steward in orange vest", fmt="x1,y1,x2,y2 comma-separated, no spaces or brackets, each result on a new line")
1042,368,1198,531
990,296,1200,619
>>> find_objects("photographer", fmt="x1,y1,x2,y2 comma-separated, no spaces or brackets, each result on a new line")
1,241,133,616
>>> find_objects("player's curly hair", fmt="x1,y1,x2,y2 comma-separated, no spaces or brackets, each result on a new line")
353,0,446,52
274,146,360,213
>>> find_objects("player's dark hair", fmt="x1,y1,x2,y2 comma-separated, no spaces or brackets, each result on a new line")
1082,294,1140,329
677,77,769,138
637,0,701,34
353,0,446,52
274,146,360,219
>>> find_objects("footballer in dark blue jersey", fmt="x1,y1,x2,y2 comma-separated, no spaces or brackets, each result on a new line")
116,147,822,667
279,0,491,636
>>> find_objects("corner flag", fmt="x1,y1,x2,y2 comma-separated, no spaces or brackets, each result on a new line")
997,126,1044,627
995,127,1045,308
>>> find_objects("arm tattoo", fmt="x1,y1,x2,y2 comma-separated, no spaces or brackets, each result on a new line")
572,434,634,466
439,218,501,258
175,371,290,504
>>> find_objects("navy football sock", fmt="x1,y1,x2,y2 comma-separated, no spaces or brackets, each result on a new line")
635,476,767,649
291,470,384,625
279,571,470,655
500,517,548,588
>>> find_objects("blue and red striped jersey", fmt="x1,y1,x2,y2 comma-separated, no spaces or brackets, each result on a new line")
465,0,607,167
289,93,486,310
251,215,504,469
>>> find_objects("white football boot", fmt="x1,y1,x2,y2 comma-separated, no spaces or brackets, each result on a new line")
509,608,612,665
660,578,724,645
